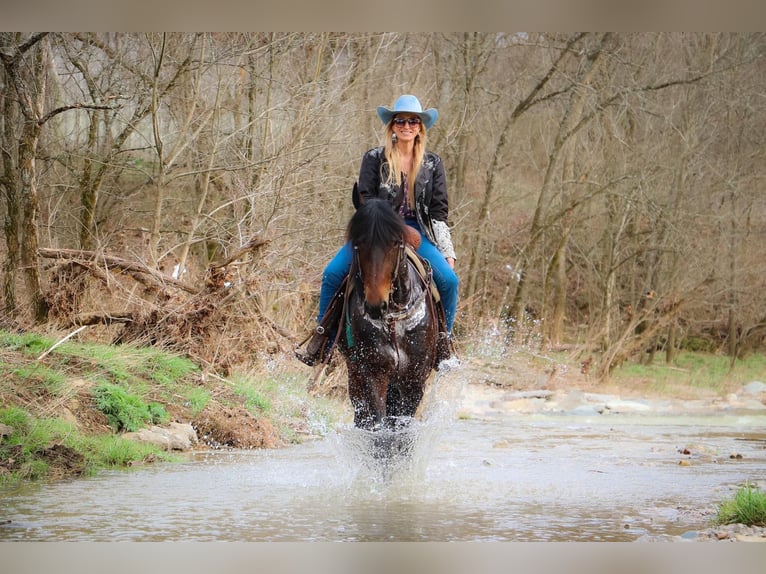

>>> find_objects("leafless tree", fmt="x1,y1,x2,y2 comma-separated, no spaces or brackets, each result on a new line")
2,32,765,373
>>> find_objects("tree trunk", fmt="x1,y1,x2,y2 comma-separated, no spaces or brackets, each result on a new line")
78,111,99,249
148,34,167,265
1,63,21,316
479,34,590,328
509,34,613,343
18,135,45,321
548,229,570,346
1,34,51,322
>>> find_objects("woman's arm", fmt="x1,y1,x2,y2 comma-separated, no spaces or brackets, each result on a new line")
428,153,449,223
355,148,385,204
432,219,456,263
428,153,455,261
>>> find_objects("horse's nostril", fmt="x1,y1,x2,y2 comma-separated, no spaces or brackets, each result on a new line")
365,302,382,318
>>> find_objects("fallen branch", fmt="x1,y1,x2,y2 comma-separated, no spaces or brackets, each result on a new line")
39,248,197,293
210,236,270,269
62,312,135,329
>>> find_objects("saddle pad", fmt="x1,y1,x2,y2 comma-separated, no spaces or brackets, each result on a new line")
404,246,440,303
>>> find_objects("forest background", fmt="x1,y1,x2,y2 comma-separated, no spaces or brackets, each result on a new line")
1,32,765,380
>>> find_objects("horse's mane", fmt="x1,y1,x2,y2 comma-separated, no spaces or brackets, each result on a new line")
347,198,406,248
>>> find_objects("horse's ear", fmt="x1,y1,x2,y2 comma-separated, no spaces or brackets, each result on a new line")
352,182,362,209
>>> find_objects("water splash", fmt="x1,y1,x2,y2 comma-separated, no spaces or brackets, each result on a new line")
325,363,467,494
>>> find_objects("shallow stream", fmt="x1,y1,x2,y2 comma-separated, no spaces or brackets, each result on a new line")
2,373,765,541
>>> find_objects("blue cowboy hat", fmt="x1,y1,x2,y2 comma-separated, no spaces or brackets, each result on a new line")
377,94,438,130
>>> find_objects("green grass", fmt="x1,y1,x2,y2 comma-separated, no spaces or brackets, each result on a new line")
56,341,199,387
1,329,203,431
0,331,55,355
0,328,347,483
138,352,199,385
232,377,273,414
93,382,168,432
9,363,69,396
73,434,175,468
0,406,74,450
184,387,211,417
1,329,199,391
0,406,169,483
716,484,766,527
611,351,766,396
228,370,345,442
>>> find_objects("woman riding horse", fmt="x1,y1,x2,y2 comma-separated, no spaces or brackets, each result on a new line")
340,197,440,429
297,94,459,369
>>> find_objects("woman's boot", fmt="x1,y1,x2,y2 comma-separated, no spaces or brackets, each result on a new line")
295,326,329,367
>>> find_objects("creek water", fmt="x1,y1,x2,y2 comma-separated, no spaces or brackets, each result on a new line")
1,371,765,542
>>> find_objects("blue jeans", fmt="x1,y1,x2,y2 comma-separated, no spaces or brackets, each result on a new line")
318,222,459,334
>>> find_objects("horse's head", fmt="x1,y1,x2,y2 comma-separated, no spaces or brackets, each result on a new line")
347,198,407,319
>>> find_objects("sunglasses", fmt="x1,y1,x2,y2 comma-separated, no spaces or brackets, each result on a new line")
393,117,421,126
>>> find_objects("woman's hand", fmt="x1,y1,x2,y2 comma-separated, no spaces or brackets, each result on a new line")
446,257,455,269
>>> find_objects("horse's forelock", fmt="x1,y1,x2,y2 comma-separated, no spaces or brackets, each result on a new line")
347,199,404,248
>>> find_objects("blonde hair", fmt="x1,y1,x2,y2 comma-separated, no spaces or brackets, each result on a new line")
383,121,427,190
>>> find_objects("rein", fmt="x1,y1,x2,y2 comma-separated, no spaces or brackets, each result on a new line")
384,245,430,322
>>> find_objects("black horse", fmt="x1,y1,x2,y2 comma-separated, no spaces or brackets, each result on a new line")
338,198,440,431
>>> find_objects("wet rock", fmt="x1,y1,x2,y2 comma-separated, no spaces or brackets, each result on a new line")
505,390,555,400
569,405,603,416
602,399,652,413
494,397,547,413
123,422,198,451
743,381,766,395
677,524,766,542
735,534,766,542
634,533,684,542
725,394,766,410
635,525,766,542
553,390,586,411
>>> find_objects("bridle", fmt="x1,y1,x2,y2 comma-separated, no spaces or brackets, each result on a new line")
346,234,436,371
352,238,429,323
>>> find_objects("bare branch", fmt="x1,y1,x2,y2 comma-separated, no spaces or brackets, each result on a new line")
37,102,117,126
0,32,49,66
209,237,270,269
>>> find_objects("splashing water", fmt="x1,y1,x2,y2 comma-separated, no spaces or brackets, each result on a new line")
326,364,467,493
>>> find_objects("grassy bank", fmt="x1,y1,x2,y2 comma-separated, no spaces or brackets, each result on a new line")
0,329,345,485
610,351,766,398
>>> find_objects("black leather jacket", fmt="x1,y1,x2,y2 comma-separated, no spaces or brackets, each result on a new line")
352,146,450,249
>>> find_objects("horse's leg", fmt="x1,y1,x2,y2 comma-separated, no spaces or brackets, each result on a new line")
388,374,426,420
384,380,402,423
347,367,387,430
